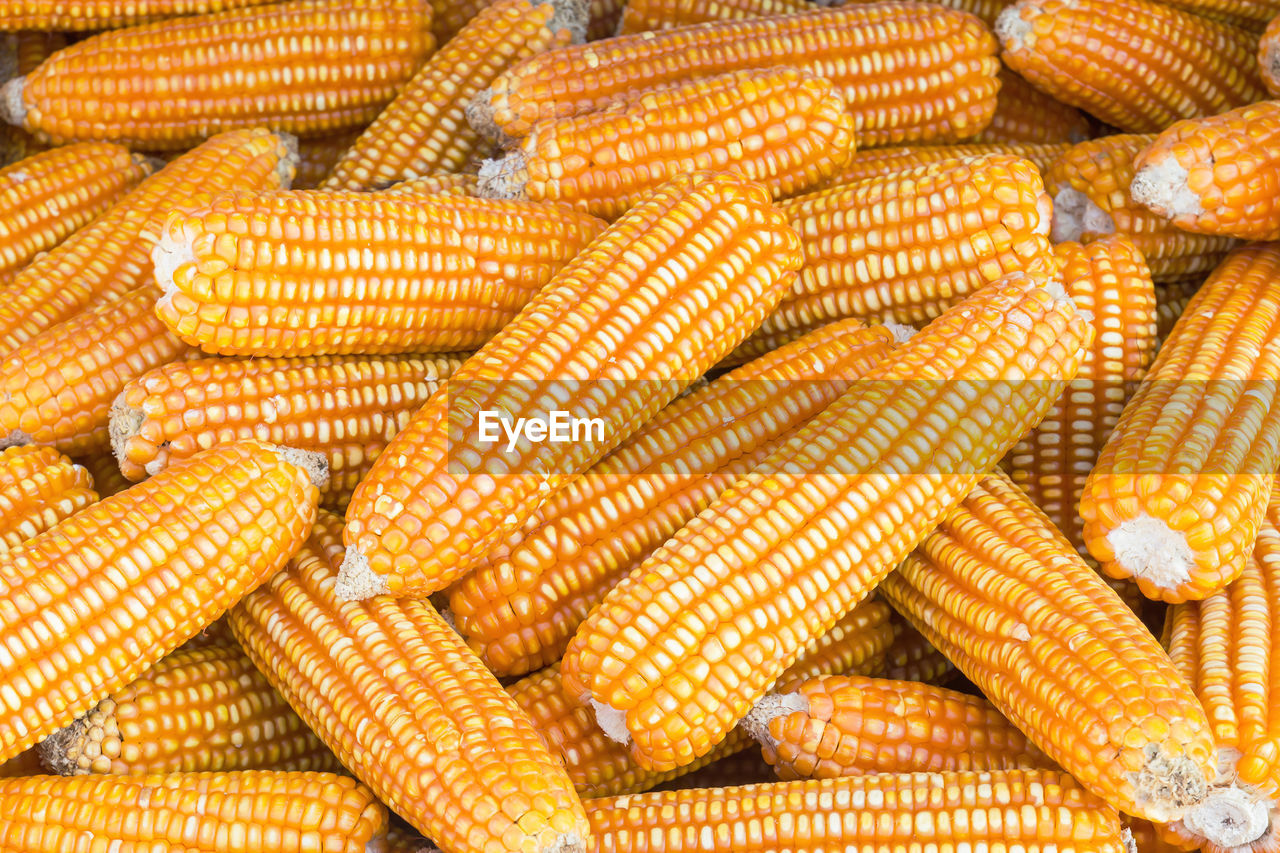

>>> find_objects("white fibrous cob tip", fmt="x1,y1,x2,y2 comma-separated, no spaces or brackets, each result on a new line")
1106,514,1195,592
740,691,810,750
1131,157,1205,218
334,546,390,600
1051,186,1116,243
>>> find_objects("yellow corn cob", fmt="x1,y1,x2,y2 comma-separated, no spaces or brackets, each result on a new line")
0,0,435,149
0,771,386,852
0,128,295,355
1045,133,1238,283
0,0,287,29
74,453,132,498
561,271,1091,772
1262,13,1280,94
446,319,894,676
819,140,1069,186
1005,236,1157,555
291,130,361,190
1155,277,1204,346
973,66,1090,143
1132,101,1280,241
40,643,339,775
746,674,1050,779
646,750,777,792
153,190,605,357
473,2,1000,147
111,353,465,504
325,0,580,192
1081,243,1280,603
340,171,803,599
1161,0,1280,29
0,142,151,277
581,769,1127,853
382,171,480,195
880,618,958,684
228,512,592,853
510,600,897,799
0,440,322,765
478,67,855,219
757,153,1055,334
0,745,42,776
880,472,1218,822
995,0,1265,133
617,0,808,34
0,445,96,553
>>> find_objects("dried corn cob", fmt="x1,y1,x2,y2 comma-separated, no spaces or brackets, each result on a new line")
340,171,803,598
1155,277,1204,346
582,769,1127,853
325,0,581,192
1262,13,1280,94
561,271,1091,772
73,453,131,498
153,190,605,357
0,0,435,149
2,31,66,76
430,0,491,42
880,472,1217,822
229,512,592,853
1132,101,1280,241
617,0,809,35
0,440,322,765
974,66,1090,143
1081,242,1280,603
586,0,623,37
1045,133,1237,283
111,354,464,503
995,0,1265,133
446,319,894,676
646,750,777,792
383,172,480,195
478,67,854,219
821,140,1069,185
1005,236,1157,555
0,142,152,277
510,600,897,798
758,153,1055,332
0,0,286,30
0,745,42,776
0,771,386,852
0,128,295,355
0,445,96,553
291,130,361,190
1125,817,1200,853
40,643,339,775
880,619,958,684
473,2,1000,147
0,287,194,454
1162,0,1280,29
746,674,1049,779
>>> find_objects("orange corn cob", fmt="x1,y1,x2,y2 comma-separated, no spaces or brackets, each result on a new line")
0,745,42,776
229,512,592,853
561,271,1091,772
1125,817,1202,853
1004,236,1157,555
581,770,1127,853
1081,243,1280,603
995,0,1265,133
0,0,435,149
381,172,480,196
746,674,1049,779
647,750,777,792
74,453,131,498
40,643,339,775
478,67,854,219
0,445,96,553
880,472,1218,822
0,128,295,355
880,619,958,684
0,440,322,765
1132,101,1280,241
0,0,286,29
3,31,67,76
973,67,1090,143
291,130,361,190
340,171,803,599
446,319,894,676
0,771,386,852
473,2,1000,147
819,140,1069,186
617,0,808,34
153,190,605,357
586,0,623,37
758,153,1055,333
430,0,490,42
0,141,151,278
509,600,897,799
1045,133,1238,283
1163,0,1280,29
1262,13,1280,94
324,0,581,192
111,354,465,502
1155,277,1204,346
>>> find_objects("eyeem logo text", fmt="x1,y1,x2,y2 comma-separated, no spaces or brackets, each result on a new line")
477,411,607,453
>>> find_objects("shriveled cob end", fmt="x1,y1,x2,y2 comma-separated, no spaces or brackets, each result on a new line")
1052,185,1118,242
273,446,330,490
466,89,509,146
334,546,389,600
108,398,149,474
1130,157,1204,218
1130,742,1212,821
1105,515,1196,594
739,692,809,751
549,0,590,42
0,77,24,127
1180,785,1271,850
993,3,1033,51
589,699,631,746
477,146,529,199
0,429,30,449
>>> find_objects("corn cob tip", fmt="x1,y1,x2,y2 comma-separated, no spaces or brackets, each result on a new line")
883,323,917,343
1182,786,1270,849
1051,187,1116,243
108,397,149,475
35,714,84,775
465,90,507,144
477,150,528,200
740,691,809,750
547,0,589,43
1131,158,1204,218
1107,514,1194,594
0,429,32,449
539,832,585,853
271,445,330,489
151,227,196,314
0,76,24,127
274,131,301,190
589,698,632,746
1134,742,1210,822
994,3,1033,52
334,546,389,600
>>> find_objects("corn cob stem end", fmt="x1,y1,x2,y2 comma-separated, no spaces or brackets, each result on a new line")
272,445,329,489
1106,514,1194,594
0,77,24,127
883,323,917,343
0,429,32,449
994,4,1034,52
108,399,150,475
465,90,510,146
741,691,809,750
36,714,85,775
477,150,529,200
275,131,301,189
1133,742,1210,823
1182,785,1271,849
1051,187,1116,243
547,0,589,43
589,698,631,746
335,546,389,600
152,228,196,315
1131,158,1204,218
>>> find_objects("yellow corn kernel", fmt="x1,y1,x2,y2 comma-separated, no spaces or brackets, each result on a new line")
0,445,96,553
974,66,1090,143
